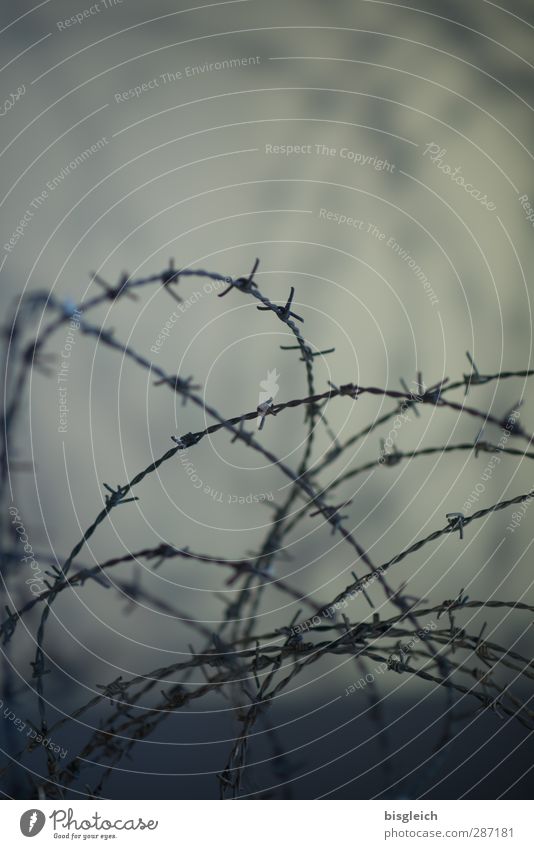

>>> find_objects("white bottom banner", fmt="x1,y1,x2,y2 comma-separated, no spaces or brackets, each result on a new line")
1,800,531,847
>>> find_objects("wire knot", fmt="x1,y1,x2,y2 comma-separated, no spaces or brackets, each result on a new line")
446,512,465,540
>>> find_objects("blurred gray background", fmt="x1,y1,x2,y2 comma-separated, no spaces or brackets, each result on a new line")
1,0,533,798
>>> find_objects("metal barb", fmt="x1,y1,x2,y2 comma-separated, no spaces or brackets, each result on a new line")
257,398,274,430
258,285,304,323
446,512,465,540
463,351,492,394
218,258,259,297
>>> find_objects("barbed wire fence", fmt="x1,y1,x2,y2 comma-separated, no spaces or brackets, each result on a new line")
1,259,533,799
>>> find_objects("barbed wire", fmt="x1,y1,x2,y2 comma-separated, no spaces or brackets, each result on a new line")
1,262,533,799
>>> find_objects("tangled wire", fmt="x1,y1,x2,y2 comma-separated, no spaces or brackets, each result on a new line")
1,260,533,799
